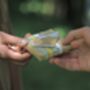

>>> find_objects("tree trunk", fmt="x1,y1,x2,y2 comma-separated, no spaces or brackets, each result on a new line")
0,0,22,90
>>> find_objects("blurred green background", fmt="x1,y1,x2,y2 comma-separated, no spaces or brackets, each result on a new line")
8,0,90,90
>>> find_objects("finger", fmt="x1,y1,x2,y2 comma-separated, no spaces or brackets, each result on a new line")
0,42,31,61
17,33,32,47
54,59,72,70
51,58,72,70
50,53,80,71
6,50,31,61
50,58,60,64
50,54,71,64
50,55,64,64
63,28,84,45
52,58,80,71
50,57,66,68
24,33,32,38
64,58,80,71
0,32,23,44
17,39,28,47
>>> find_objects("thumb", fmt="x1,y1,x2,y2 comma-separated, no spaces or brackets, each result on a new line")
17,33,32,47
63,29,84,45
71,39,84,49
17,39,28,47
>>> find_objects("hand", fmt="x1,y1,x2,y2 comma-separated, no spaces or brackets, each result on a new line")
0,32,31,61
50,27,90,72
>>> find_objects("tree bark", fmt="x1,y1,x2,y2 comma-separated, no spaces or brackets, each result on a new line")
0,0,11,33
0,0,22,90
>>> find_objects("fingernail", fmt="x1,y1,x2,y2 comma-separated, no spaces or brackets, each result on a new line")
25,34,32,37
49,59,54,64
18,39,28,46
54,59,58,63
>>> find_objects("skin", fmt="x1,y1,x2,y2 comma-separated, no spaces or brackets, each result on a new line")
50,27,90,72
0,32,31,61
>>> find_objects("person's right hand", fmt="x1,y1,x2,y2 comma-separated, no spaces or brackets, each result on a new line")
0,32,31,61
50,27,90,72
